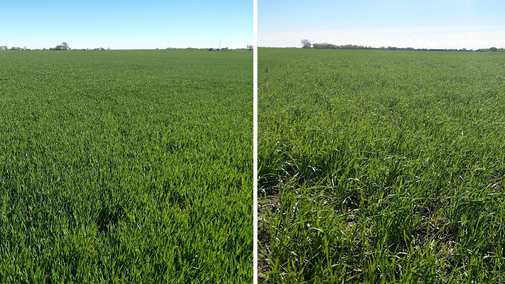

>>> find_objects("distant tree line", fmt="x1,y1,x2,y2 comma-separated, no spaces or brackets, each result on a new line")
0,42,113,51
0,46,27,51
308,41,505,52
0,42,70,51
1,43,250,52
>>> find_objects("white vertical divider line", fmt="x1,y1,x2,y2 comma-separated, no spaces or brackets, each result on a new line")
253,0,258,282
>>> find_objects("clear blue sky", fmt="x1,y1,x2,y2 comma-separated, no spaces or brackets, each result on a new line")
0,0,252,49
259,0,505,49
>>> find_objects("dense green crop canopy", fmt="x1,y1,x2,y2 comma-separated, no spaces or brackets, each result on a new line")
0,50,252,283
259,48,505,283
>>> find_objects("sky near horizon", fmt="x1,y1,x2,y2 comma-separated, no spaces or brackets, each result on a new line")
259,0,505,49
0,0,252,50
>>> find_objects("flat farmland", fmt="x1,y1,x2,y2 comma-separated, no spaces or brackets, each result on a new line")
0,50,252,283
259,48,505,282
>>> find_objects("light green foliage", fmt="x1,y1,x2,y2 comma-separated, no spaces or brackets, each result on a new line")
0,50,252,283
259,48,505,283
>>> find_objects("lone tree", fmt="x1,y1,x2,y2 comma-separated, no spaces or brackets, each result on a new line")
301,39,311,49
61,42,69,50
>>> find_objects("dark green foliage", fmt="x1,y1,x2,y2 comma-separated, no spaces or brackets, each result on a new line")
0,50,252,283
259,48,505,283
